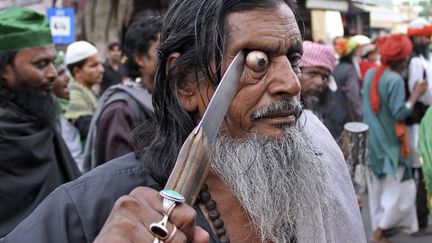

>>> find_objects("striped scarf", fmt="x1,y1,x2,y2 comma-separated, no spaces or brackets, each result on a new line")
64,80,98,121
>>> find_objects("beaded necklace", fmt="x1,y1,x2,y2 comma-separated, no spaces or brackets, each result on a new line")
198,183,230,243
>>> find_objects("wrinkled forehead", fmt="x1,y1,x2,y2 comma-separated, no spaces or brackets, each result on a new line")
224,3,301,56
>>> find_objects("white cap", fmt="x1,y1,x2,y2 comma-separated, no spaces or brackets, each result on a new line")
360,44,376,57
351,35,371,46
409,18,429,29
65,41,98,65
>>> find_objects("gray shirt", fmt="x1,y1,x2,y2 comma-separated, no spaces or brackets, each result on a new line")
2,111,366,243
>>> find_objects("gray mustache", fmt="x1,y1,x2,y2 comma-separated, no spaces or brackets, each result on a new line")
252,99,303,120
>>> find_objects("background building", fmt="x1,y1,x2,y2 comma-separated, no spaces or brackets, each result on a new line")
0,0,425,50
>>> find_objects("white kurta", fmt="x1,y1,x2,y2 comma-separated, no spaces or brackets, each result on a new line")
366,166,418,233
59,115,84,171
407,55,432,168
409,55,432,105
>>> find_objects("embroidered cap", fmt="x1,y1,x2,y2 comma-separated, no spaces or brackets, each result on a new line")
0,7,53,53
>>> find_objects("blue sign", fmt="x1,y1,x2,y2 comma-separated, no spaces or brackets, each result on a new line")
47,8,75,45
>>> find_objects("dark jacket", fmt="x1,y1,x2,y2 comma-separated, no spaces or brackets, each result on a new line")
0,103,80,237
1,153,219,243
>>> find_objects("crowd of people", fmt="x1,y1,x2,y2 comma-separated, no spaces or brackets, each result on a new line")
1,0,432,242
299,22,432,243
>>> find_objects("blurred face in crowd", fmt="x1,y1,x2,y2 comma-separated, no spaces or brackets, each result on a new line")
299,66,331,97
1,45,59,126
415,35,431,47
108,45,121,64
139,33,160,93
52,64,70,99
367,50,380,63
73,55,104,88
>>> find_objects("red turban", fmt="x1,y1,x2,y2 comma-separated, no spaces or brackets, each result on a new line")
407,19,432,37
408,25,432,37
376,34,412,65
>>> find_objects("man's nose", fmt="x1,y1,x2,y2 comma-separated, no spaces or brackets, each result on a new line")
99,64,105,73
46,63,58,80
266,56,301,97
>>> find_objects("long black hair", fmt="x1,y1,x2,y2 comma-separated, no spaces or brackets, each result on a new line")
0,51,17,106
134,0,299,186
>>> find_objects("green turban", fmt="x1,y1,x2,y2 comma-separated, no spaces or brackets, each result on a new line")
0,7,53,53
54,50,64,67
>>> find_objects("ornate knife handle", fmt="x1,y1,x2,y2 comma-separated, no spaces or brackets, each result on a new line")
164,127,210,205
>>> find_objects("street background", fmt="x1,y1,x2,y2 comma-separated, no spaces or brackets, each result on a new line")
361,194,432,243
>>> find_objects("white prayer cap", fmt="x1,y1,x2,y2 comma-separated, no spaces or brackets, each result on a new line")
65,41,98,65
351,35,371,46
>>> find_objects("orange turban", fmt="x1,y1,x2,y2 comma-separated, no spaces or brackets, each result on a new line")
375,34,412,65
334,38,357,57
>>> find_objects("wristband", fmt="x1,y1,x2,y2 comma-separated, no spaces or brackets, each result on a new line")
405,101,413,110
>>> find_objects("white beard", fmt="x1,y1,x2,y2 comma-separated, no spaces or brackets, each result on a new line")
211,125,336,242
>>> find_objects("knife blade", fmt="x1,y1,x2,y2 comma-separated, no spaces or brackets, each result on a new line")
164,50,245,204
197,50,246,144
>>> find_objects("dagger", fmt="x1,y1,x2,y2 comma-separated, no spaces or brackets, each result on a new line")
164,50,245,205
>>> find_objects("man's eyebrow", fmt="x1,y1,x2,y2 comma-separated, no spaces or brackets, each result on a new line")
265,39,303,55
32,55,55,63
289,40,303,55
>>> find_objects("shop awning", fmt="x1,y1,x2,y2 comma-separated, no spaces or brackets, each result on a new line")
352,3,403,29
306,0,349,12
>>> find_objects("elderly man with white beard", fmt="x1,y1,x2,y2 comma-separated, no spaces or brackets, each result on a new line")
2,0,366,242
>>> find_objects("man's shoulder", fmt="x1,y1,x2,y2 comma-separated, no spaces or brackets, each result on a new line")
301,110,344,158
63,153,158,194
0,104,36,130
301,110,330,136
409,56,424,69
60,153,159,238
382,70,403,84
336,61,355,70
102,83,154,113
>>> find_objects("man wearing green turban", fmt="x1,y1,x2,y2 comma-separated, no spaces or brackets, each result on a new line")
0,7,80,236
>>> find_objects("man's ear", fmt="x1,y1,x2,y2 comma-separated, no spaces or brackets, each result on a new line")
166,52,198,112
178,81,201,113
2,64,16,88
166,52,180,74
72,66,80,79
133,52,145,68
